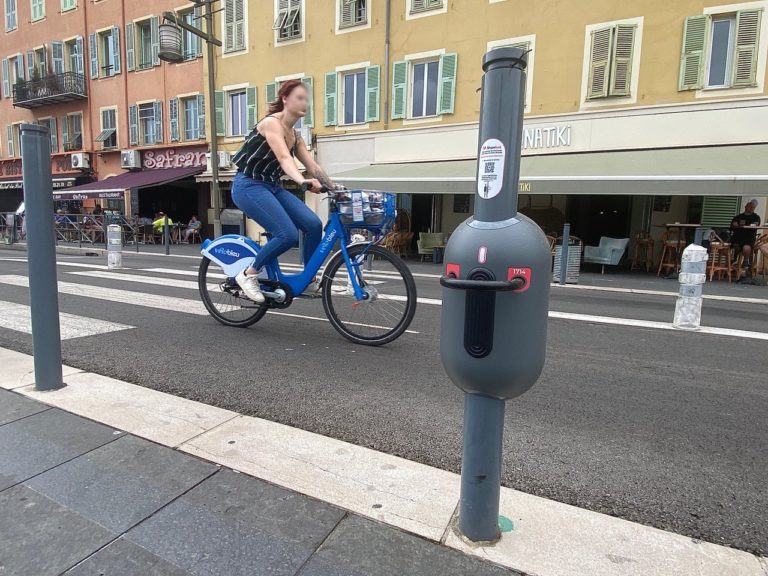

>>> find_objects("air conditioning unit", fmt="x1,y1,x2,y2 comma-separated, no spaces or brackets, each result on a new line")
120,150,142,170
300,126,312,150
70,152,90,170
206,151,232,172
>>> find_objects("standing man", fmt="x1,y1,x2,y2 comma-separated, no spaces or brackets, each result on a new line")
731,199,761,279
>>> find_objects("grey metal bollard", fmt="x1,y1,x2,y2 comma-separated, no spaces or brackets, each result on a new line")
440,48,550,543
164,215,170,255
21,124,64,391
107,224,122,269
559,223,570,286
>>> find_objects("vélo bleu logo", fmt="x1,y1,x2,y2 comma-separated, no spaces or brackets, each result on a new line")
214,247,241,258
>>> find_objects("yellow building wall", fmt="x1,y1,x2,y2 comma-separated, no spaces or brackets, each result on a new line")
207,0,768,148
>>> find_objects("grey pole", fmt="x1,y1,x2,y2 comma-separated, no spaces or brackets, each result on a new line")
205,0,222,238
559,223,570,286
164,215,170,255
460,393,505,541
21,124,64,391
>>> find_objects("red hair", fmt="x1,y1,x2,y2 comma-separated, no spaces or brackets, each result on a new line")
267,79,306,115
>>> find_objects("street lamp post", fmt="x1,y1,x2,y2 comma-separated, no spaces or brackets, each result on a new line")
159,1,223,238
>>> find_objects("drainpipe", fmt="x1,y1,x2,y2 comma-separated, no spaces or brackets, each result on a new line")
383,0,391,130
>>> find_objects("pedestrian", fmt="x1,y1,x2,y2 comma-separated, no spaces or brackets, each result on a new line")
182,215,202,243
730,199,761,279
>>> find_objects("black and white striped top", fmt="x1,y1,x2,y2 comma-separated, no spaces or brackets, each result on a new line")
232,115,298,183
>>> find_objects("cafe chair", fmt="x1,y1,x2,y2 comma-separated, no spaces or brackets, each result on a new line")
417,232,445,262
583,236,630,274
657,230,686,277
708,236,732,282
631,232,655,272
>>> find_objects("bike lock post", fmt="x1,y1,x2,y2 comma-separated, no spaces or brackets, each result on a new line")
440,48,550,544
164,215,170,255
21,124,64,392
559,223,570,286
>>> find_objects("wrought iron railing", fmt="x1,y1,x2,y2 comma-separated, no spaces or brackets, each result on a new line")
12,72,88,108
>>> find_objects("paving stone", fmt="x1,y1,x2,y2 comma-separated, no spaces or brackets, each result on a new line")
0,408,122,491
298,514,521,576
27,435,217,532
0,388,48,426
126,469,345,576
0,484,115,576
64,537,193,576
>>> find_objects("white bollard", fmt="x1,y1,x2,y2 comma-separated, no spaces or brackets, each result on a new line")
673,244,708,330
107,224,122,269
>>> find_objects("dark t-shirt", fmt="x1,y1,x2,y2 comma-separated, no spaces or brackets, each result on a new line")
731,212,761,245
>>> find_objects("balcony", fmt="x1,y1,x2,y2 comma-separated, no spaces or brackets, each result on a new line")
13,72,88,109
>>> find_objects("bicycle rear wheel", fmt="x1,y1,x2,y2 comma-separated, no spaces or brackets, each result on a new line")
198,257,268,328
322,244,417,346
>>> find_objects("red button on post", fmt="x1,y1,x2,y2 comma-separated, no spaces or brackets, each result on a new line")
446,263,461,278
507,267,532,292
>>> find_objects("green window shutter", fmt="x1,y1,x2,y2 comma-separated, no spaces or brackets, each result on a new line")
340,0,353,27
169,98,179,141
609,24,636,96
154,101,163,143
679,15,707,91
110,27,121,75
125,22,135,72
587,27,612,99
215,90,226,136
194,5,204,57
391,60,408,119
365,65,380,122
49,117,58,153
74,37,84,76
61,116,69,151
7,125,14,156
246,86,257,129
701,196,742,227
128,104,138,145
197,94,206,138
88,33,99,79
265,81,277,109
151,16,160,66
437,52,457,114
1,59,8,99
324,71,338,126
732,9,762,87
301,76,314,127
52,41,65,75
224,0,235,52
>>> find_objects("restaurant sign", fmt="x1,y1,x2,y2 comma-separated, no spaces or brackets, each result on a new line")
142,146,207,170
0,154,84,178
53,191,124,200
522,125,572,150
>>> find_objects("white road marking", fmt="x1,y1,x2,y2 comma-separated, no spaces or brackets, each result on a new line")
69,270,210,291
553,283,768,305
0,300,132,339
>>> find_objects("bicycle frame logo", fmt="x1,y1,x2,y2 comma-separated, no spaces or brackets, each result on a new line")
214,247,241,259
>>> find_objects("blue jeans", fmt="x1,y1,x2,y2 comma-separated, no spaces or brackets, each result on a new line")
231,172,322,270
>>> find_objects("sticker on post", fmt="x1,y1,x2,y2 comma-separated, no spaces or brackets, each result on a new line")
351,191,364,223
478,138,505,200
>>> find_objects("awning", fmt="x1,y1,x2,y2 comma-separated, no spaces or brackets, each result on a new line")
63,166,204,195
94,128,116,142
333,144,768,196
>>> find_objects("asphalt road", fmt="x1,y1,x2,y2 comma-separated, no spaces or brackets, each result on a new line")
0,249,766,555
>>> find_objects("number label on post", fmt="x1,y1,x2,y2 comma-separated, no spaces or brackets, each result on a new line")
477,138,505,199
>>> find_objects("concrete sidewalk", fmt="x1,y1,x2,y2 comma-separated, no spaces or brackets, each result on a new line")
0,386,519,576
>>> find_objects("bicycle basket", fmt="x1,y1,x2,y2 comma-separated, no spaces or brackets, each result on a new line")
336,191,396,232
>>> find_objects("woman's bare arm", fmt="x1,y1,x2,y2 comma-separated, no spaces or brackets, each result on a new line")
259,118,307,184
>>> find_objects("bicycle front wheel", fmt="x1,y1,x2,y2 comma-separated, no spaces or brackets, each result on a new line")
322,244,417,346
198,257,268,328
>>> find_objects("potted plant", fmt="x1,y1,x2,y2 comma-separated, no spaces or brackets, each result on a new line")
13,78,27,101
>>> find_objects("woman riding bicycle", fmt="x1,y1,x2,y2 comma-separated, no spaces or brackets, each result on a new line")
231,79,337,303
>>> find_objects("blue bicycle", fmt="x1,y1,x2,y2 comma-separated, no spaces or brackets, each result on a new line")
198,187,417,346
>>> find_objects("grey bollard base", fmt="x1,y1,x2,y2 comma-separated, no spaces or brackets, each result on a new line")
459,392,506,542
21,124,64,391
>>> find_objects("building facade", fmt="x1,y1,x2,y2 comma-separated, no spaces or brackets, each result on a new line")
208,0,768,254
1,0,209,225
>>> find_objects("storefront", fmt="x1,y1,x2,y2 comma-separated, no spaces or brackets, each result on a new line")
66,146,208,224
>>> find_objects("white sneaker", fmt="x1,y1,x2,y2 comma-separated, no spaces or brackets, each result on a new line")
302,277,323,297
235,271,265,303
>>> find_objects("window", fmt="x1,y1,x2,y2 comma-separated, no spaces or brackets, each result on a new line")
125,17,158,72
96,108,117,149
586,24,637,100
61,0,76,12
34,47,47,78
224,0,246,52
390,53,456,120
229,91,247,136
5,0,17,32
31,0,44,21
91,28,120,78
410,0,442,14
274,0,301,42
411,60,439,118
41,118,58,153
182,97,201,140
340,0,366,28
680,10,762,91
64,37,84,76
6,124,18,156
137,21,153,69
9,54,23,84
181,8,203,60
342,71,365,124
62,114,82,152
139,102,157,145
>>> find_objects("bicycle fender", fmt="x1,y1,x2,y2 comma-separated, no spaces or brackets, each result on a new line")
201,235,261,277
